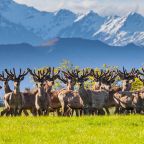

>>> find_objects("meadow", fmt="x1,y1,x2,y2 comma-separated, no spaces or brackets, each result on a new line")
0,115,143,144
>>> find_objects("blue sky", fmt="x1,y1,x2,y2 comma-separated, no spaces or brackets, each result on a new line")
14,0,144,16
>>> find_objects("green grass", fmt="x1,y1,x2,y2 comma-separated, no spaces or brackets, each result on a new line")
0,115,144,144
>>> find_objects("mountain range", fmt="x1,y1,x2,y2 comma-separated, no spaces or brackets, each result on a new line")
0,38,143,70
0,0,144,46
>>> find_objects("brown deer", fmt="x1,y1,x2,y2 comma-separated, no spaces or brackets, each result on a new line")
90,69,117,115
133,68,144,113
99,70,118,114
1,68,28,116
114,67,137,113
0,71,12,93
0,71,12,116
42,67,62,115
58,71,83,116
28,68,49,116
68,69,92,115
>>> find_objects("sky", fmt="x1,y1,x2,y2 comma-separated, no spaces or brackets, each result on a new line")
14,0,144,16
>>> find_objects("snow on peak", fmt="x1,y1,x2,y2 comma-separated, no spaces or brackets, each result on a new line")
54,9,75,16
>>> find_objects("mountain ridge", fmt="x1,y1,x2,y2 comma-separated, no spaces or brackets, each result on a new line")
0,0,144,46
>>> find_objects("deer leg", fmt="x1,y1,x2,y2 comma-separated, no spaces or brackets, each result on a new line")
98,109,105,115
104,107,110,115
57,108,62,116
23,109,29,116
1,108,9,116
75,109,80,117
80,109,83,116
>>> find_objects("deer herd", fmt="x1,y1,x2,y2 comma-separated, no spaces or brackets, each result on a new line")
0,67,144,117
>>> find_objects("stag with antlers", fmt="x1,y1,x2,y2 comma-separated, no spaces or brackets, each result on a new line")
58,70,83,116
114,67,138,114
28,68,50,116
90,69,118,115
44,67,62,115
1,68,28,116
0,71,12,93
0,71,13,116
68,69,92,115
133,68,144,113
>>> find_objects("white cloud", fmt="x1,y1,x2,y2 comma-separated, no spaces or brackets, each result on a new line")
14,0,144,16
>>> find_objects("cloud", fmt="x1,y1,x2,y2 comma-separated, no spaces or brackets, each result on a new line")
14,0,144,16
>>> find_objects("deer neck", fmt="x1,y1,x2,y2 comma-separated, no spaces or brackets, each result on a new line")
37,87,46,97
78,83,86,93
4,82,12,93
45,84,52,93
14,86,20,95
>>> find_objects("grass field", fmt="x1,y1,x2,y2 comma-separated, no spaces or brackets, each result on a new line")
0,115,144,144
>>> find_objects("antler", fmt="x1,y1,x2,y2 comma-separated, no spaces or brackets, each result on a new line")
28,68,49,82
58,70,77,84
5,68,28,81
90,69,105,82
102,70,117,84
136,68,144,83
117,67,137,80
69,69,90,81
45,67,60,81
0,71,10,81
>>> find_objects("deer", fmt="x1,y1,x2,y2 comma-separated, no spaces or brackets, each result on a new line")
0,71,12,116
98,70,119,114
133,68,144,113
44,67,62,115
58,70,84,116
90,69,118,115
114,67,137,114
1,68,28,116
0,71,12,93
67,69,92,115
28,68,50,116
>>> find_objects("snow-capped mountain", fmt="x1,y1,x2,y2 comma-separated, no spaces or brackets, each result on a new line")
0,0,144,46
93,13,144,46
59,11,106,39
0,0,76,40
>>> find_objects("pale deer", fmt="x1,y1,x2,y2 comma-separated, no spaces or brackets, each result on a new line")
44,67,61,115
28,68,49,116
58,71,83,116
1,68,28,116
114,67,137,113
90,69,117,115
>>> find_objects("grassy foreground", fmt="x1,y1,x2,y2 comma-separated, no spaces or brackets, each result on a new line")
0,115,143,144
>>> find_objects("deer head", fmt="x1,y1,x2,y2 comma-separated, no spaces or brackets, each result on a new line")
5,68,28,94
58,70,77,90
117,67,137,91
90,69,110,90
44,67,60,91
70,69,90,88
0,71,12,93
28,68,49,97
100,70,117,91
